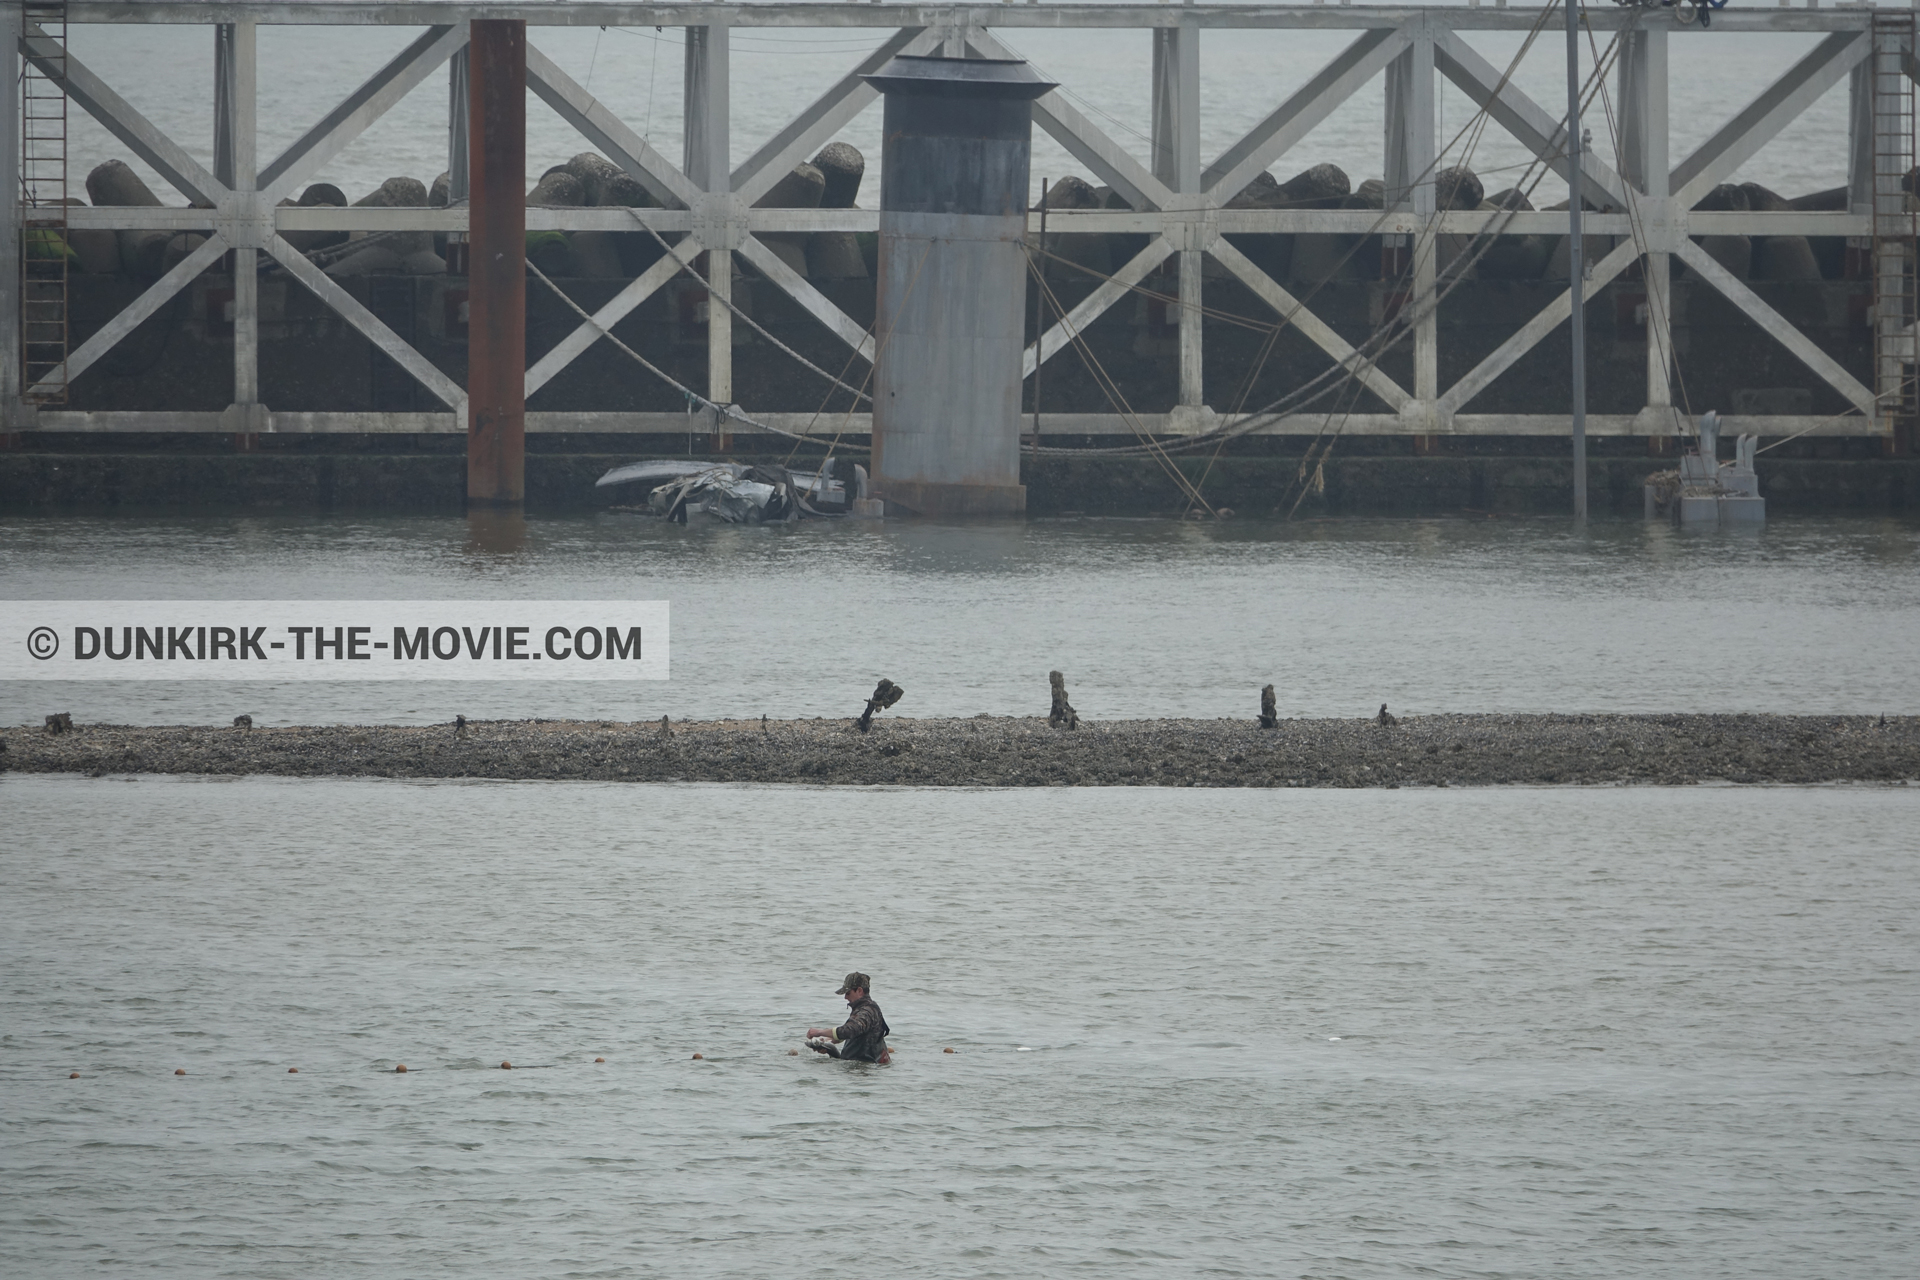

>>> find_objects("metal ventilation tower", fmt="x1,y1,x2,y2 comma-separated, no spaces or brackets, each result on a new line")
19,1,69,405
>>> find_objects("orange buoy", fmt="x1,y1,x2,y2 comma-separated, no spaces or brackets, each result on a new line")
943,1047,955,1053
691,1053,704,1060
288,1067,298,1073
500,1061,512,1070
174,1068,186,1075
69,1071,80,1078
395,1064,408,1073
594,1056,605,1063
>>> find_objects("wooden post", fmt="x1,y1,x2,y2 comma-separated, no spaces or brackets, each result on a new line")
467,19,526,507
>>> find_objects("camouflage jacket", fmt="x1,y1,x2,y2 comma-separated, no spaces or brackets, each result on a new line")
831,996,891,1062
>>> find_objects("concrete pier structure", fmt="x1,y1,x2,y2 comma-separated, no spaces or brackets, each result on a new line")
868,55,1051,517
1,3,1915,467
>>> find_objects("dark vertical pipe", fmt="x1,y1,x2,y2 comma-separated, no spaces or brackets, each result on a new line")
467,19,526,508
1565,0,1588,521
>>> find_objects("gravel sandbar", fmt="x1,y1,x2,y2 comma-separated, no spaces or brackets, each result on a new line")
5,713,1917,788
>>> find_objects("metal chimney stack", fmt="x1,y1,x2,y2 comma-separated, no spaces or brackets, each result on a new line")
863,55,1054,517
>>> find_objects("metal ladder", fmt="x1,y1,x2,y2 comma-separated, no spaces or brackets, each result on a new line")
20,1,69,405
1871,12,1917,433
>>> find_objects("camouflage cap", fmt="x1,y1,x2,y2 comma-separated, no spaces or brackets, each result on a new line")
835,971,871,994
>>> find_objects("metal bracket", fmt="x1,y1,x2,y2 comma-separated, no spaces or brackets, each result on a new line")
215,190,273,250
1397,400,1451,433
694,192,745,251
1164,204,1217,253
1635,196,1685,255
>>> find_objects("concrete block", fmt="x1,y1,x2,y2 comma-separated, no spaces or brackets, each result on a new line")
1677,494,1720,524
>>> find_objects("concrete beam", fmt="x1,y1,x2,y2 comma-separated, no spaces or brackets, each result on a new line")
218,21,262,415
1024,236,1176,377
1679,241,1877,418
29,235,229,397
264,235,466,413
1437,238,1640,417
258,25,467,203
730,26,934,207
734,234,874,362
1670,31,1867,210
21,25,226,207
1204,27,1410,203
0,6,20,424
969,28,1175,213
52,5,1884,36
1432,26,1628,210
523,232,704,397
18,408,1884,439
525,39,701,210
1207,236,1410,411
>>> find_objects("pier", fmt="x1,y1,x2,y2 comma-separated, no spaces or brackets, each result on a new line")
1,3,1917,512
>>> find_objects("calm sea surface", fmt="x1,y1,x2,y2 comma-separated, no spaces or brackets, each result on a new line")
23,16,1920,1271
2,776,1914,1277
3,513,1918,727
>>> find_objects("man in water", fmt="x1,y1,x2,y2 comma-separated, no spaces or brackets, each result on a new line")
805,971,891,1064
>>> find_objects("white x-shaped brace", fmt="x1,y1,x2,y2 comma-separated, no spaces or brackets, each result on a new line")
980,23,1880,423
22,19,1886,422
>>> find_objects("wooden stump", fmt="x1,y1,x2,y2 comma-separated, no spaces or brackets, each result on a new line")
856,679,904,733
1048,672,1078,730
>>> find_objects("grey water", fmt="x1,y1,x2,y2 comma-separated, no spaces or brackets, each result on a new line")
3,513,1919,727
2,775,1914,1277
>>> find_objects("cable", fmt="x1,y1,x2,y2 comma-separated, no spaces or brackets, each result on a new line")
524,255,869,454
625,209,874,406
1020,0,1592,462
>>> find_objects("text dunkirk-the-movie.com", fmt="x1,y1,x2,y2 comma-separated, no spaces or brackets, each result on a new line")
2,602,669,681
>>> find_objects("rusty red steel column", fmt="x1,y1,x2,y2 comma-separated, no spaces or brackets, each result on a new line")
466,19,526,507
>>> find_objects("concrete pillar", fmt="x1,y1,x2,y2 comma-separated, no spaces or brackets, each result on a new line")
1620,23,1674,438
866,55,1053,517
467,19,526,507
1149,29,1180,189
1172,22,1203,411
1872,27,1911,436
685,23,732,410
217,22,264,434
1386,25,1437,411
1849,52,1874,216
0,5,22,431
448,46,470,203
1153,24,1205,410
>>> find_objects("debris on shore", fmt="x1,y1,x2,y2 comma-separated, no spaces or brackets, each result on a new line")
4,714,1914,789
